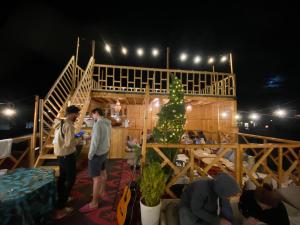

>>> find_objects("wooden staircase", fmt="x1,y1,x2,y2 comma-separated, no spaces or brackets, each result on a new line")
34,56,95,174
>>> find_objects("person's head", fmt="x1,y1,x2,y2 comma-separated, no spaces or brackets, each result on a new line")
65,105,80,122
213,173,241,199
91,108,105,120
188,131,195,139
197,130,203,135
254,185,280,210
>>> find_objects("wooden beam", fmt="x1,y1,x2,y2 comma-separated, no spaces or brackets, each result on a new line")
30,95,39,168
152,147,180,175
141,84,150,165
278,147,283,187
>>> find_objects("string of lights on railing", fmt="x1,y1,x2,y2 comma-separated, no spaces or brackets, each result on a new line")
102,43,231,67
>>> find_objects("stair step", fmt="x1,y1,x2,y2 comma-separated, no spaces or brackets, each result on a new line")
39,154,57,160
45,144,54,149
39,166,60,177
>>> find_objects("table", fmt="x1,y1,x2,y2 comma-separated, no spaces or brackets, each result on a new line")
0,168,56,225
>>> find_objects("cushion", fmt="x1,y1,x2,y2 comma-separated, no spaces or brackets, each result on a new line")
283,202,300,225
165,202,180,225
276,186,300,210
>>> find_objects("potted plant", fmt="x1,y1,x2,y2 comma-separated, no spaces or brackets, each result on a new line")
140,162,167,225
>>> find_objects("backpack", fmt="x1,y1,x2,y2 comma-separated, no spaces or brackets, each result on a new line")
52,120,65,147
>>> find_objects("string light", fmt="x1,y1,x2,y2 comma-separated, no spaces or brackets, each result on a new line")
208,57,215,64
220,55,228,62
152,48,159,57
193,56,201,64
121,47,128,55
104,44,111,53
180,53,188,62
137,48,144,57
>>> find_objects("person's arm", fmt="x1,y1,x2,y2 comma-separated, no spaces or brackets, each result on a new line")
88,122,101,160
220,198,234,222
190,192,220,225
238,191,252,218
63,123,78,150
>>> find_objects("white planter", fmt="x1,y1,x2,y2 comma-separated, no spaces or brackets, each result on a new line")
140,199,161,225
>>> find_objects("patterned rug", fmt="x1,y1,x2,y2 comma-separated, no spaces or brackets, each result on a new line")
50,159,135,225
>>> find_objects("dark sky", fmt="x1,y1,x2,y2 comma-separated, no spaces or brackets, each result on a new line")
0,2,299,116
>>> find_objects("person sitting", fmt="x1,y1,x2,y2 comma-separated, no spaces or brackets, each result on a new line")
126,136,139,152
197,130,207,143
179,173,241,225
239,184,290,225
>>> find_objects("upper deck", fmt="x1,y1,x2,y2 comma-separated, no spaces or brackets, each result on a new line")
91,64,236,98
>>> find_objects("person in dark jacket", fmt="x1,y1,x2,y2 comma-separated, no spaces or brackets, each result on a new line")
179,173,241,225
238,184,290,225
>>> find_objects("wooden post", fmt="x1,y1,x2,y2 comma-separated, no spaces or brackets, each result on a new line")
212,65,215,72
230,53,236,96
91,40,95,58
232,101,238,143
298,151,300,185
141,84,150,165
74,37,80,90
217,103,220,132
166,47,170,94
189,148,194,182
30,95,39,167
278,147,283,187
229,53,234,74
39,99,44,156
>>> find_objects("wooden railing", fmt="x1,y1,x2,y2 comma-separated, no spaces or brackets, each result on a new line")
40,56,77,152
185,130,300,145
204,75,236,96
69,57,94,132
92,64,236,97
0,135,35,170
75,65,85,87
145,142,300,198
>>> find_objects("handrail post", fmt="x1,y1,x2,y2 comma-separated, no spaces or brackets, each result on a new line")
30,95,39,167
166,47,170,94
74,37,80,91
39,99,44,156
141,84,150,165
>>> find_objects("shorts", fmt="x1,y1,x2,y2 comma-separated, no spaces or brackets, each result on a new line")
88,153,108,178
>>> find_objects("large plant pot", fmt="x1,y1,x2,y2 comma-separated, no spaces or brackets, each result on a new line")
140,199,161,225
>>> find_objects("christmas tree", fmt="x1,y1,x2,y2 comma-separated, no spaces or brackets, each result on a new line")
149,75,186,165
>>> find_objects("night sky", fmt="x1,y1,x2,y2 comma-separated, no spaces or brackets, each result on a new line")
0,2,299,135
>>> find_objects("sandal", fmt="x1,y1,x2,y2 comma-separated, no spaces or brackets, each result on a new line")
79,203,98,213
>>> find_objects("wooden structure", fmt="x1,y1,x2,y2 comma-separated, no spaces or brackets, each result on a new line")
2,40,299,195
144,133,300,198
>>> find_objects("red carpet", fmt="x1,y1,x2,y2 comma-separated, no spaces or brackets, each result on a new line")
50,159,136,225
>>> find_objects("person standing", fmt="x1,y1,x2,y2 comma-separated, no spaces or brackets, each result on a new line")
79,108,111,213
53,105,81,219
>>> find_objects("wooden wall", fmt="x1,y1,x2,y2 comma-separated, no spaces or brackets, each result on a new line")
185,100,237,133
88,98,238,143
